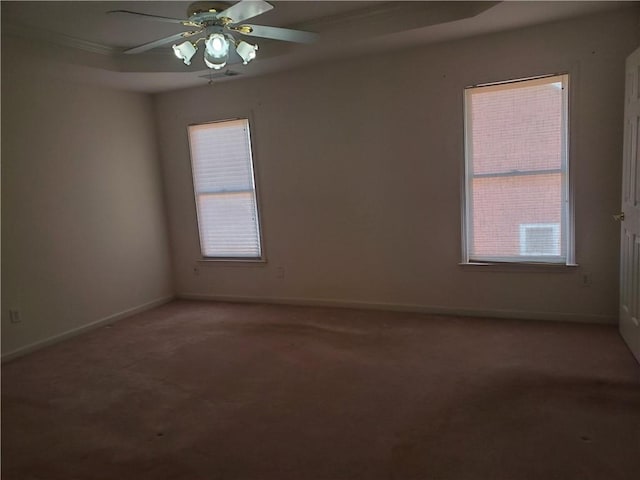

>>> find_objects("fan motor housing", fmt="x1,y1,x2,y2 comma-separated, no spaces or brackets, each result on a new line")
187,1,232,18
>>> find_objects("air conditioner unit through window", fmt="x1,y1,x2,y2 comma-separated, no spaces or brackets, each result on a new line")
519,223,561,256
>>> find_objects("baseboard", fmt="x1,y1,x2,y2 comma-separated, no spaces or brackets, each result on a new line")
1,295,175,363
178,293,616,325
2,293,614,363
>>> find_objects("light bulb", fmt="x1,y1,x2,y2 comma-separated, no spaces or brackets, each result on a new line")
205,33,229,57
204,33,229,70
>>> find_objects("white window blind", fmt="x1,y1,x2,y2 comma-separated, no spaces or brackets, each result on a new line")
463,74,570,264
188,119,262,259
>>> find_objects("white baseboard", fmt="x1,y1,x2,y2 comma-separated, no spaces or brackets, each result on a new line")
1,295,175,363
178,293,616,325
3,293,613,363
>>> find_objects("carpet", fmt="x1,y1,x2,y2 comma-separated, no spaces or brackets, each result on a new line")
2,300,640,479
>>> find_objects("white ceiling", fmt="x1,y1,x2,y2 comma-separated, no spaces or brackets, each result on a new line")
2,1,637,93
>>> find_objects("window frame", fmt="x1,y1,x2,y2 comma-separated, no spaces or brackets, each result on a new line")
462,73,574,266
187,117,266,263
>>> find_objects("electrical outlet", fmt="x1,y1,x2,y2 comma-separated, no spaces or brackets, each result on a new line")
276,266,285,279
9,309,21,323
582,273,592,287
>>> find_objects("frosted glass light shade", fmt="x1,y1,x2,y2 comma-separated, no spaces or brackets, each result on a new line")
236,41,258,64
172,41,197,65
204,33,229,69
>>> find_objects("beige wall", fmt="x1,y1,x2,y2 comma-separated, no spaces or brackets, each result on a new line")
154,8,639,324
1,37,174,357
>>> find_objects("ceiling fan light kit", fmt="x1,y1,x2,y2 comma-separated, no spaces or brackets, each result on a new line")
173,41,197,65
236,41,258,65
203,32,231,69
110,0,318,73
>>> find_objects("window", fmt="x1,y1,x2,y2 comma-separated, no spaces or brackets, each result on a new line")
463,74,571,264
188,119,263,259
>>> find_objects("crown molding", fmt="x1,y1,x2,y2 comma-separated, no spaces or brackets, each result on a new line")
2,21,117,56
296,1,500,33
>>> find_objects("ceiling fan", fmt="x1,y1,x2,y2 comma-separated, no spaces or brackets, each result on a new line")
109,0,318,69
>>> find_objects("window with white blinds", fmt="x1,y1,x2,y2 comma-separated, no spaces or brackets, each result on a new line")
188,119,263,259
463,74,571,264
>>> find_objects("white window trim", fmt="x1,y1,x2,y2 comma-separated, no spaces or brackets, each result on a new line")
187,117,266,262
461,73,574,266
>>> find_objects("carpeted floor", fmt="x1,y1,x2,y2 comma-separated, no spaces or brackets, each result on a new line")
2,300,640,480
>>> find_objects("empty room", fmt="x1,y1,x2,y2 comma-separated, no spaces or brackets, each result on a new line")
2,1,640,479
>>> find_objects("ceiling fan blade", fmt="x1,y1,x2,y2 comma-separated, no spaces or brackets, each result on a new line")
236,24,318,44
217,0,274,24
124,31,201,54
108,10,188,25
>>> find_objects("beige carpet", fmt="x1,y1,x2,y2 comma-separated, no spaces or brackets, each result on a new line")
2,300,640,480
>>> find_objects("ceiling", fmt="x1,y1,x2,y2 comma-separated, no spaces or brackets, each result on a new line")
2,1,637,93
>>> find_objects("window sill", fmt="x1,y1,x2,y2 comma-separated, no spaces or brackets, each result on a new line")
198,258,267,266
458,262,579,273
